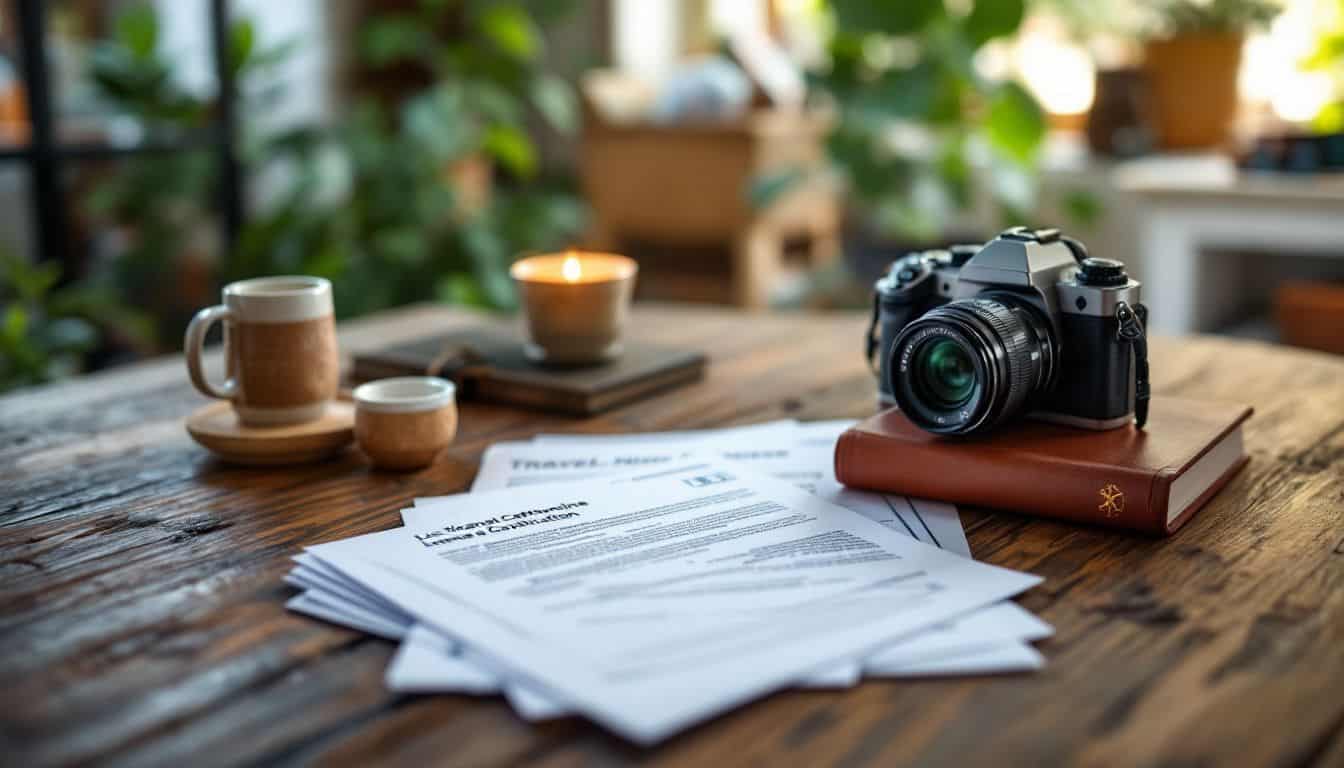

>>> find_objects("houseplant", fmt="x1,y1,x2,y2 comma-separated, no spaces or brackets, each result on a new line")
1141,0,1279,148
85,1,584,350
84,4,288,345
0,249,151,392
794,0,1049,242
237,0,585,317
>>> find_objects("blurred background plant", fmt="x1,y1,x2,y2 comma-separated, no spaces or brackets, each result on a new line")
81,0,585,344
1144,0,1281,36
3,0,1341,393
0,248,151,391
803,0,1048,241
1302,0,1344,132
82,2,284,346
235,0,586,317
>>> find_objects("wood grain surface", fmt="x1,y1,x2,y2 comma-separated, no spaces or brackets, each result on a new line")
2,304,1342,768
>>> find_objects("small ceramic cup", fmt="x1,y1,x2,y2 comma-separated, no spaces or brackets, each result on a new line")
353,377,457,471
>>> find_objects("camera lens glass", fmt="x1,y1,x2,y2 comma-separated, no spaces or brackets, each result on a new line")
913,338,976,408
887,295,1057,435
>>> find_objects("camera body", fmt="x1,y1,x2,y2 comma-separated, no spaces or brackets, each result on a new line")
869,227,1148,436
871,244,975,405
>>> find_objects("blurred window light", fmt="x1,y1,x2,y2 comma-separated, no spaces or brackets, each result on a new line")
710,0,769,38
987,18,1095,118
1018,37,1096,116
1240,0,1339,124
613,0,681,82
1271,71,1335,123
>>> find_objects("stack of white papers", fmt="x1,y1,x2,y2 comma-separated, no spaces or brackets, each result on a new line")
286,420,1050,743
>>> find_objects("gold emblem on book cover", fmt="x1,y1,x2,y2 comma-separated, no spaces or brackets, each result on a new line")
1098,483,1125,518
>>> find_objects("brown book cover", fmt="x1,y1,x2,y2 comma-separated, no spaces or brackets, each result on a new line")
835,397,1252,536
352,328,706,416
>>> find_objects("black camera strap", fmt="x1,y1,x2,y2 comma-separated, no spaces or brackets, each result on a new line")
1116,301,1150,429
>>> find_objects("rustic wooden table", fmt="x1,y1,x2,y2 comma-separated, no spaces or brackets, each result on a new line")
4,304,1343,767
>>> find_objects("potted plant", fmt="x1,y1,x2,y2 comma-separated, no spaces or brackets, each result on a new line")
1142,0,1278,149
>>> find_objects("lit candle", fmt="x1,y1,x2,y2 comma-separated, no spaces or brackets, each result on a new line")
510,250,638,365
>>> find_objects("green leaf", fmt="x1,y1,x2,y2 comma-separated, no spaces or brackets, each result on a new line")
465,82,524,126
3,304,28,341
372,227,428,266
403,86,475,161
983,82,1045,165
436,273,487,307
935,132,972,207
115,4,158,60
1303,33,1344,69
479,5,542,60
874,199,939,241
230,19,256,73
361,15,427,67
1062,188,1103,227
831,0,944,35
530,75,577,134
856,58,940,121
1312,101,1344,133
459,223,515,308
963,0,1025,47
482,124,537,177
820,32,865,96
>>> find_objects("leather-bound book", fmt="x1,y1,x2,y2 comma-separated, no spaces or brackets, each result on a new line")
352,328,706,416
835,397,1252,536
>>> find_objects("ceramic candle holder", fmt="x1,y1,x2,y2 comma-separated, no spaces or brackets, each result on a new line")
510,252,637,365
353,377,457,471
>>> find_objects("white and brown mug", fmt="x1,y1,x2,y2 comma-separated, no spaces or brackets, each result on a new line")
185,276,339,426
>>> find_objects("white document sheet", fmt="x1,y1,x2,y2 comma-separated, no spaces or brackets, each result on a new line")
381,623,1045,715
294,552,412,619
285,592,407,640
892,642,1045,676
385,626,500,693
308,461,1040,743
414,434,969,558
375,599,1051,712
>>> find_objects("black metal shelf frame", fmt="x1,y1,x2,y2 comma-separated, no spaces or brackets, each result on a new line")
8,0,242,271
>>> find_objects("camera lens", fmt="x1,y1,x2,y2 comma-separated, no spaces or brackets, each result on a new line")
913,338,976,408
887,296,1056,435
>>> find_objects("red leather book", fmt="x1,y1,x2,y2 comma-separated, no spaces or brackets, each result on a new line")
835,397,1252,536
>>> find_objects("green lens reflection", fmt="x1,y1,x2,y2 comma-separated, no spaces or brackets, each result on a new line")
915,338,976,408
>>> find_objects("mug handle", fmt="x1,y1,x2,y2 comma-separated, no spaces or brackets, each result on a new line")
184,305,239,400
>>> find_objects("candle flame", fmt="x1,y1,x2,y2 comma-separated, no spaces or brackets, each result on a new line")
562,254,582,283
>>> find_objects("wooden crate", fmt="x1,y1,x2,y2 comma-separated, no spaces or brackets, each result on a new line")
580,110,840,308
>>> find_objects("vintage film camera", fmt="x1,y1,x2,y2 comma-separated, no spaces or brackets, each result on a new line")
865,227,1150,436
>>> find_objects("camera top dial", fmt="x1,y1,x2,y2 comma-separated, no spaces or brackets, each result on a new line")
876,252,936,304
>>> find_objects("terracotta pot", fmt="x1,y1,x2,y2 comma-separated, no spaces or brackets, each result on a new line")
1143,34,1244,149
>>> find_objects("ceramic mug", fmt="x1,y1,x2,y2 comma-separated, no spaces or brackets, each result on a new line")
353,377,458,470
185,276,339,426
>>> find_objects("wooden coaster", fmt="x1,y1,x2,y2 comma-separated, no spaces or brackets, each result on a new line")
186,401,355,466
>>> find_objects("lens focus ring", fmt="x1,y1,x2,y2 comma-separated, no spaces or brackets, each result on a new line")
887,295,1055,435
957,300,1037,418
